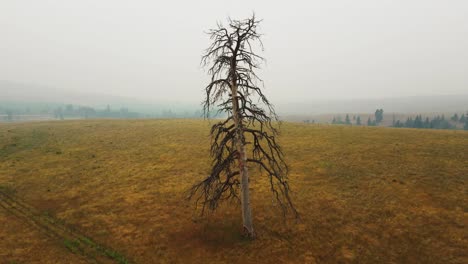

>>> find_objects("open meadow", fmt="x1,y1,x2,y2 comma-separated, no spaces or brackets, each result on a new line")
0,119,467,263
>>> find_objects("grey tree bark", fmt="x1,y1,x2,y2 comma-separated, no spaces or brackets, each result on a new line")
231,81,254,236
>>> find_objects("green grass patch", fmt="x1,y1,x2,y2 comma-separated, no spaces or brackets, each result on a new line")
63,239,82,255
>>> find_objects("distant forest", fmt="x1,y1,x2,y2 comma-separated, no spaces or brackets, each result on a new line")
393,113,468,130
2,103,468,131
328,109,468,130
0,103,206,122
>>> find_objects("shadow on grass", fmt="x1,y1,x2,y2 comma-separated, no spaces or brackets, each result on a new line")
170,214,252,254
198,217,251,246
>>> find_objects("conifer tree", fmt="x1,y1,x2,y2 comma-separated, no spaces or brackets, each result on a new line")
345,114,351,125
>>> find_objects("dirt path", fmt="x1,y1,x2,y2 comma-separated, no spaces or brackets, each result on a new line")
0,190,131,264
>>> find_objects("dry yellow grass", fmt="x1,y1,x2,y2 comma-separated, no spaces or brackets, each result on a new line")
0,119,467,263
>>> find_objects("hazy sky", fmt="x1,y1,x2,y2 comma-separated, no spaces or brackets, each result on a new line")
1,0,467,103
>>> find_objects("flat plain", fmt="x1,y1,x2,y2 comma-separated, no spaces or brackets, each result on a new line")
0,119,467,263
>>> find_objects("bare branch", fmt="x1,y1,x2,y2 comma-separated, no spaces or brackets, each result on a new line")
190,15,297,220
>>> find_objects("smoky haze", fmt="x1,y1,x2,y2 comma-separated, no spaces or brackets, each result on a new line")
1,0,467,106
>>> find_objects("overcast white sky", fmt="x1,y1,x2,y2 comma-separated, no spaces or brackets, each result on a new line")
1,0,467,103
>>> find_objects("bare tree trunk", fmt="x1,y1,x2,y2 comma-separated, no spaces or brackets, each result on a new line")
239,144,254,237
231,83,255,238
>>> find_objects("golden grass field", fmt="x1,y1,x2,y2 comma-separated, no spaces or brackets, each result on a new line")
0,119,467,263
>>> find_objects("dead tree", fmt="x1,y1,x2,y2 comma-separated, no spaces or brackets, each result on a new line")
190,15,297,238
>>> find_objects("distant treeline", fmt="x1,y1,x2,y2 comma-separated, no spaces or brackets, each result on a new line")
331,109,384,126
0,103,210,122
328,109,468,130
53,104,140,119
393,113,467,130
